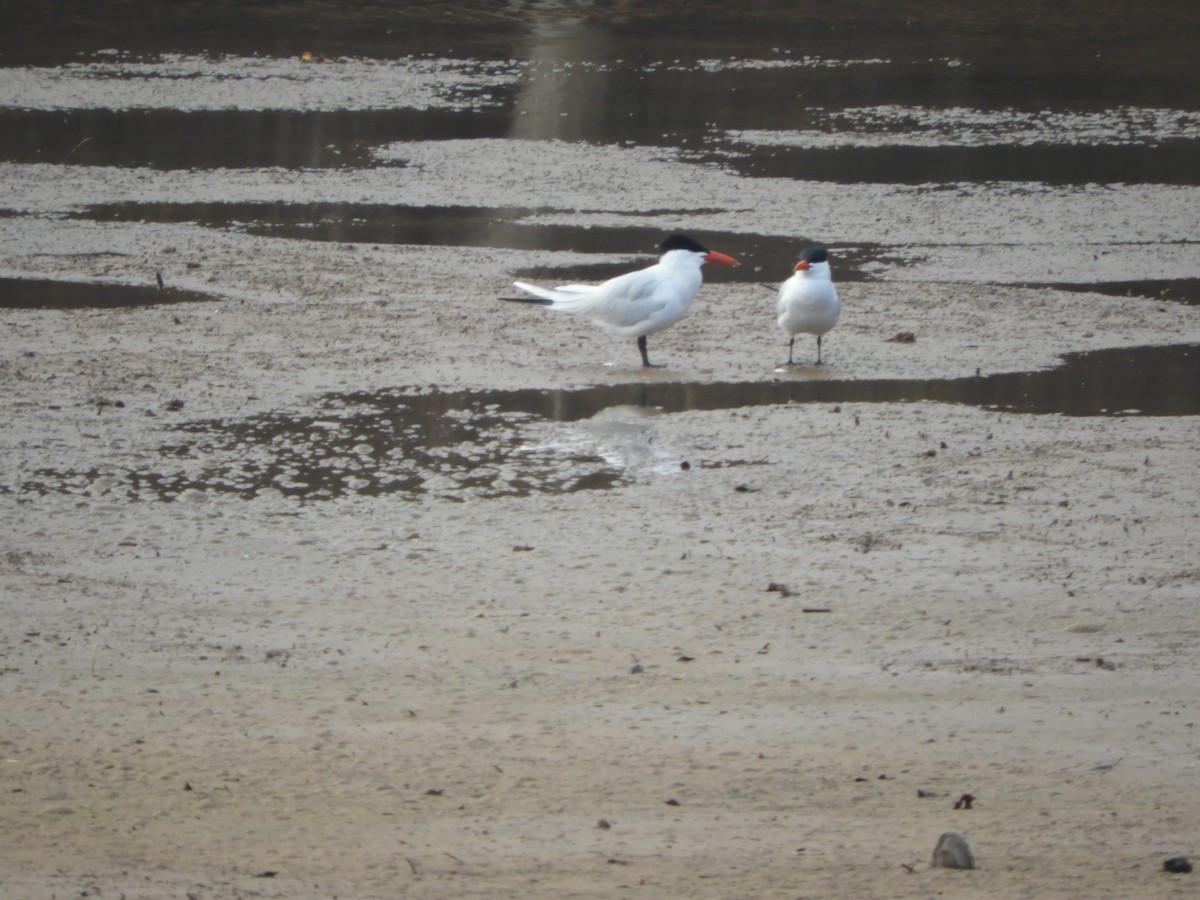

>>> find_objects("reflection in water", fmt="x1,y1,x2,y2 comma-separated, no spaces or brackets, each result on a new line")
13,344,1198,503
507,21,621,144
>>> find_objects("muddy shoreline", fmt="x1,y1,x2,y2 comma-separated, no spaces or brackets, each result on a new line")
3,4,1200,897
3,233,1200,899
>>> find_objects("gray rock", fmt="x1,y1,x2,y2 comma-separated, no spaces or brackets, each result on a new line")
932,831,976,869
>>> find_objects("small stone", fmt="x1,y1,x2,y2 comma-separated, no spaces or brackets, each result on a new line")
932,831,976,869
1163,856,1193,874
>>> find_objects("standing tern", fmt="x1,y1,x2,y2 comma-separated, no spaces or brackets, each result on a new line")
502,234,740,368
777,244,840,365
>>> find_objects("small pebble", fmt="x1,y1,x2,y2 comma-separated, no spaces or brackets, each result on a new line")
932,831,975,869
1163,856,1192,874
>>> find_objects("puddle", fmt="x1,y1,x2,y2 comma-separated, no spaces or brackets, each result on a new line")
14,344,1198,504
18,391,625,504
1034,279,1200,307
0,276,218,309
7,102,1198,187
71,201,872,283
705,142,1200,187
0,108,508,170
713,106,1200,185
64,200,1200,300
730,107,1200,149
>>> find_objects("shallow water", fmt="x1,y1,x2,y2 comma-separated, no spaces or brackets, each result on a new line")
4,2,1198,188
0,276,213,309
13,343,1197,503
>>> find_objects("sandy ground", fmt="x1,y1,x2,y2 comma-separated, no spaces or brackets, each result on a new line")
3,218,1200,898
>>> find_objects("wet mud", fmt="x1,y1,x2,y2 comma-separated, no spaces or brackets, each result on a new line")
2,3,1200,899
12,343,1198,504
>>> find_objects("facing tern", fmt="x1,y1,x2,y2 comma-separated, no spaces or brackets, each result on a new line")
503,234,739,368
777,244,840,366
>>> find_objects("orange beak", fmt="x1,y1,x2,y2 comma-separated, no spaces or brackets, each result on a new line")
793,260,810,272
705,251,740,267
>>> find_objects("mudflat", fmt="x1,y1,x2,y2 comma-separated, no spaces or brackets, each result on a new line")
4,219,1200,899
2,4,1200,897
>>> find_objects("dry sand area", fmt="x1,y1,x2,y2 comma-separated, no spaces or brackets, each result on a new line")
3,40,1200,900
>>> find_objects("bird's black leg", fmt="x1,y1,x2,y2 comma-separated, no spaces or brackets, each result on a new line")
815,334,824,365
785,336,796,366
637,335,663,368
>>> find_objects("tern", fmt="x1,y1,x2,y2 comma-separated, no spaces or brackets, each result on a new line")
503,234,739,368
777,244,840,365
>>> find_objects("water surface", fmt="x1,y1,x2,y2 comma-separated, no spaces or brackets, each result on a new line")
13,344,1197,503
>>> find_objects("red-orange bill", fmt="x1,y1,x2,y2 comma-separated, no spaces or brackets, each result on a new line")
705,251,740,267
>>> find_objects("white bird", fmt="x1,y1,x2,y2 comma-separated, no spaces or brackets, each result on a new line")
503,234,739,368
777,244,840,365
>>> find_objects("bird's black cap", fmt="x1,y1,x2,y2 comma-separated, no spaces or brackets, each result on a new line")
799,245,830,264
661,234,710,254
